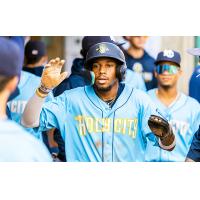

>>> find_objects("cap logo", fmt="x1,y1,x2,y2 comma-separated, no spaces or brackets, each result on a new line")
96,44,109,54
32,49,38,55
163,50,174,58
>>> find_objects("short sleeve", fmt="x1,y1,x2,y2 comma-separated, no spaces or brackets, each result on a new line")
37,93,68,133
187,127,200,162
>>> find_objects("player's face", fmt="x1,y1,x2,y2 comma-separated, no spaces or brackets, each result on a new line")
155,61,182,88
128,36,148,49
91,58,118,92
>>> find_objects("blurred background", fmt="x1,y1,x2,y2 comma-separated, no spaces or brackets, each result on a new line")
29,36,199,94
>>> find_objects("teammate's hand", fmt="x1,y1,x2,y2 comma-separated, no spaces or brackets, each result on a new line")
41,57,68,90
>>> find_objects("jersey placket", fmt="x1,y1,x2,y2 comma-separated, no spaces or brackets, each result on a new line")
102,105,114,162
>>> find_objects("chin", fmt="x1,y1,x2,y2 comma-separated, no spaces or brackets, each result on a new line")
94,83,113,92
161,84,172,89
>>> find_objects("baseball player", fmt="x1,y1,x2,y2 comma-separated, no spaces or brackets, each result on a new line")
23,40,48,77
186,48,200,162
145,50,200,162
22,42,175,162
123,36,157,90
5,36,25,119
7,71,42,139
0,37,52,162
187,48,200,103
52,36,146,161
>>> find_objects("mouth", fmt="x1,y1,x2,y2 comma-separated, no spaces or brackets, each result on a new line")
160,76,173,82
162,77,172,81
96,77,109,84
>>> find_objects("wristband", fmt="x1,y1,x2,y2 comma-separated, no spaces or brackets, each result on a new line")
39,83,53,94
36,88,48,98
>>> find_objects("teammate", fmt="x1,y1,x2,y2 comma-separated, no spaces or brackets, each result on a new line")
186,127,200,162
186,48,200,162
0,37,52,162
123,36,157,90
7,71,41,139
6,36,25,119
23,40,48,77
22,42,175,162
187,48,200,103
145,50,200,162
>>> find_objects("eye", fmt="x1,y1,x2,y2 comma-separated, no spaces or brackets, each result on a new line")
107,63,115,68
92,63,100,69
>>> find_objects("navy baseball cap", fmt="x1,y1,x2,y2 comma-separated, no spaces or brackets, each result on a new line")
25,40,47,61
155,50,181,67
0,37,21,76
81,36,124,58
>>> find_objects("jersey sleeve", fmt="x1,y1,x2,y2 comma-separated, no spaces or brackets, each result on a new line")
187,127,200,162
190,100,200,134
37,92,69,133
137,91,158,144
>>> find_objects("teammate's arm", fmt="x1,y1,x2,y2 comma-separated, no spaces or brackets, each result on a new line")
185,127,200,162
21,57,68,128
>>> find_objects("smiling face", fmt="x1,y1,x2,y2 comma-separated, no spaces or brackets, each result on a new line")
155,61,182,89
91,57,118,92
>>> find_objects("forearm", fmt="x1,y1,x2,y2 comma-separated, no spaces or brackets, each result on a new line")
21,92,46,128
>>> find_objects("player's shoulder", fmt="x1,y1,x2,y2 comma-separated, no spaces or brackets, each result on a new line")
0,119,25,132
144,50,156,61
126,69,142,78
184,93,200,106
125,85,148,97
1,120,49,150
147,88,157,96
20,70,40,87
57,85,86,102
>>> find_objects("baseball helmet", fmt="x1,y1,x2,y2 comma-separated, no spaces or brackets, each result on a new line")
85,42,127,82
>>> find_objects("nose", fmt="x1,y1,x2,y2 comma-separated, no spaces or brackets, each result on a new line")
99,65,107,74
162,70,169,75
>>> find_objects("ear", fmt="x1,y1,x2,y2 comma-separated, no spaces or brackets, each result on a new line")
178,68,183,77
6,76,19,93
154,70,158,78
41,55,48,63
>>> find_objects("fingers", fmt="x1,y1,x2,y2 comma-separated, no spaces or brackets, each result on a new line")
58,72,68,84
44,58,65,74
45,58,65,69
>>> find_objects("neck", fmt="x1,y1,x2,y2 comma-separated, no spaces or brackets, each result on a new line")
127,46,144,59
94,81,119,101
0,92,9,119
157,85,179,106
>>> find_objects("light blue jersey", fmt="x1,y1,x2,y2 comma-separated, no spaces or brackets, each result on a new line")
0,119,52,162
7,71,41,139
36,84,159,162
123,69,147,92
145,89,200,162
